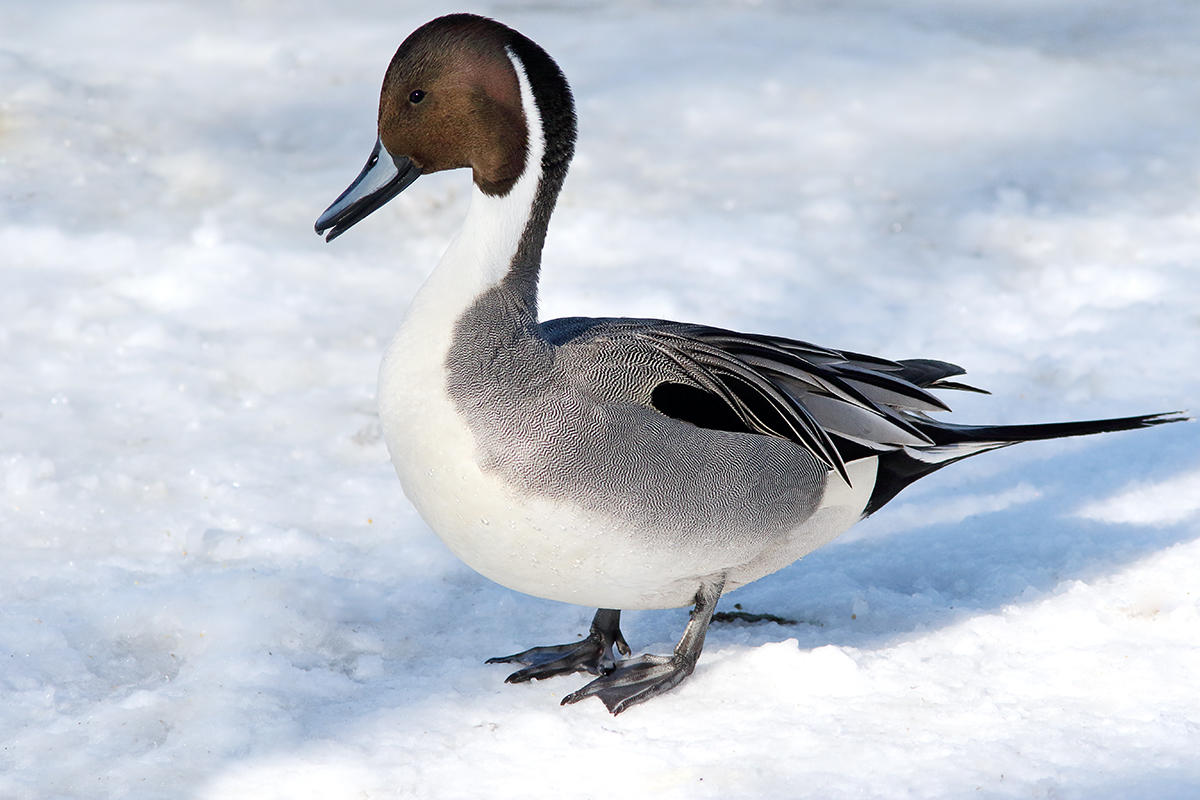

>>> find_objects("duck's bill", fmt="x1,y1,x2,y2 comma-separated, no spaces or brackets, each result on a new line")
315,138,421,242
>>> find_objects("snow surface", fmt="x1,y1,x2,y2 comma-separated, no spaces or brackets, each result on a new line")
3,1,1199,798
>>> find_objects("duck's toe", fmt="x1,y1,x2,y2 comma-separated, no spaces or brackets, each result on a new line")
487,608,630,682
560,652,696,714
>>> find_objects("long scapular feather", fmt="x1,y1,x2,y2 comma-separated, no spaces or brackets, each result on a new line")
630,322,1187,495
639,330,851,482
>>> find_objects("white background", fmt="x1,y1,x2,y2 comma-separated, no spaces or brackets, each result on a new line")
3,1,1198,797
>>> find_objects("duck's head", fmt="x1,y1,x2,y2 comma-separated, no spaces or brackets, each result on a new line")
316,14,575,242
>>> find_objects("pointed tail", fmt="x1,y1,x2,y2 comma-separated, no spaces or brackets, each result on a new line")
922,410,1187,447
863,410,1188,517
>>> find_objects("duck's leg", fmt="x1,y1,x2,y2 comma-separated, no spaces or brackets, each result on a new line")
487,608,631,683
562,575,725,714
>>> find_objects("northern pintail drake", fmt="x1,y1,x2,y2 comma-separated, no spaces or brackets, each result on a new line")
316,13,1184,713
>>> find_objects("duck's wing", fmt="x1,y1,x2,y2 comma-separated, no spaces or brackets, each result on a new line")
543,317,982,484
545,316,1183,506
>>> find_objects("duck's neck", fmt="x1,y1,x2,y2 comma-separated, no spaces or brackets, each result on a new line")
404,42,574,342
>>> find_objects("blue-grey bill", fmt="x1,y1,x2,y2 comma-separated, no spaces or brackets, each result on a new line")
315,137,421,241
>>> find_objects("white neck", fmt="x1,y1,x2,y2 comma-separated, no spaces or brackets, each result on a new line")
399,49,545,347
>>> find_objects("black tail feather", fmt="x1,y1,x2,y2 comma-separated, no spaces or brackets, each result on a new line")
861,411,1188,517
919,410,1188,446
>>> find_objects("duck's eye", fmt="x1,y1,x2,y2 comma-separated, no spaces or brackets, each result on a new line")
408,89,426,104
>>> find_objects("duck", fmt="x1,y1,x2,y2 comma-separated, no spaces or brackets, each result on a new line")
315,13,1184,714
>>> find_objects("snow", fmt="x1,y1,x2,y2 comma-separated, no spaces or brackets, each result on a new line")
3,1,1199,798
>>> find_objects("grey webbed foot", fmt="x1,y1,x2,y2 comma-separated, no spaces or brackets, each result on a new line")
561,652,696,713
487,608,630,682
562,575,726,715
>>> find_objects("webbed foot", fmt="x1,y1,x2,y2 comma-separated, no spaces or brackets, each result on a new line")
561,652,696,713
563,575,726,715
487,608,630,682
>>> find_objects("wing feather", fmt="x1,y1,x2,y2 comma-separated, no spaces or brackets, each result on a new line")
550,318,982,487
639,330,851,482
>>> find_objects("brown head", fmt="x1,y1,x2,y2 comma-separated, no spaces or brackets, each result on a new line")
379,15,528,195
316,14,575,242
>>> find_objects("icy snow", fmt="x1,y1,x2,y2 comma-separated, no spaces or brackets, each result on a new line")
3,1,1199,798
